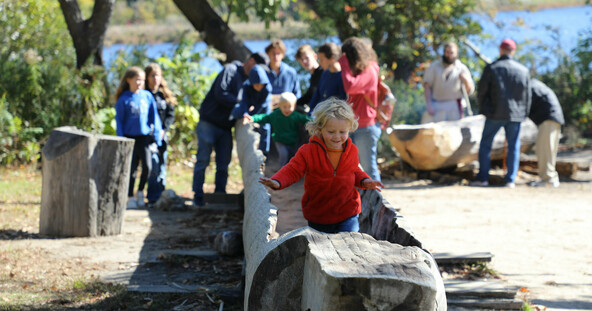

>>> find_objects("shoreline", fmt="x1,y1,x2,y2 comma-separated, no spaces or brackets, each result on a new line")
104,3,587,46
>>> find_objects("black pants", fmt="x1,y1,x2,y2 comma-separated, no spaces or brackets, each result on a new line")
127,135,153,197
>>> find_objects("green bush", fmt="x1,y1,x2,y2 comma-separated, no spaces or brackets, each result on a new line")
0,95,43,165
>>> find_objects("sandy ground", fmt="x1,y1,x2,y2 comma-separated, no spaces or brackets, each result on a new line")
272,169,592,310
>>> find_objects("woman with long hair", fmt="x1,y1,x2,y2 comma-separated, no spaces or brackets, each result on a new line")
338,37,382,182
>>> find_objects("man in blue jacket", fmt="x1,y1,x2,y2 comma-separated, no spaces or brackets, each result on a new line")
192,52,268,207
529,79,564,188
265,39,301,108
472,39,531,188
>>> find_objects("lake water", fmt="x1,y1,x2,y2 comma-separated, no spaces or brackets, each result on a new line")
103,5,592,75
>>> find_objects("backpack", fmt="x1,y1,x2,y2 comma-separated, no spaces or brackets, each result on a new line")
364,77,396,130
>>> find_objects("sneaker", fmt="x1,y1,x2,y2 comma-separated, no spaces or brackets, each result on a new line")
469,180,489,187
136,192,145,208
505,182,515,188
126,197,137,209
551,180,560,188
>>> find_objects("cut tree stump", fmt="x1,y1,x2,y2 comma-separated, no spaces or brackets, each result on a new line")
39,126,134,237
386,115,538,171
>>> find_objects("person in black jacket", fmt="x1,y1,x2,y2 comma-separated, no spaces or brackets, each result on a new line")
295,44,324,113
528,79,564,187
192,52,268,207
472,38,531,188
144,63,176,207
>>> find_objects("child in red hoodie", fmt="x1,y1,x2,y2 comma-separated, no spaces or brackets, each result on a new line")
259,98,383,233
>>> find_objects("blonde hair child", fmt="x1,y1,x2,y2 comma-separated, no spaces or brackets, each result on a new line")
259,98,383,233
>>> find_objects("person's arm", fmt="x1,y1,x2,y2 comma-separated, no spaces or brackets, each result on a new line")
260,146,307,190
423,82,434,115
338,55,377,95
148,94,163,146
213,65,241,108
459,65,475,95
477,65,491,114
162,103,175,132
115,97,125,137
251,113,271,124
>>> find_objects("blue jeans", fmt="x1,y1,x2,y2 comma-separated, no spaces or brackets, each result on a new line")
275,141,297,166
350,123,382,182
147,143,167,203
192,120,233,204
308,214,360,233
477,119,522,184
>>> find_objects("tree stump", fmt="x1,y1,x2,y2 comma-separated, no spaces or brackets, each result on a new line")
39,126,134,237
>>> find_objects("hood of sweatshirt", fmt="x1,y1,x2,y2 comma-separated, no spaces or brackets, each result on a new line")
248,65,270,85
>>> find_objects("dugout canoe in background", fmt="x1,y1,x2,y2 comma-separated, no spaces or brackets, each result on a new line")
386,115,538,171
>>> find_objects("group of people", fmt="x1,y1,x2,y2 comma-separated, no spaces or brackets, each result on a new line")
114,63,176,209
423,39,564,188
114,36,565,234
193,37,386,233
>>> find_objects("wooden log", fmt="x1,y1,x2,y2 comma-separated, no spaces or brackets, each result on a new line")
386,115,538,171
39,126,134,237
235,121,447,310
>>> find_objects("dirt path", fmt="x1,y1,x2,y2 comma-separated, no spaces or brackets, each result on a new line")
271,166,592,310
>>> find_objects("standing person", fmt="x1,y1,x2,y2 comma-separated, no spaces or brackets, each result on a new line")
309,42,347,114
230,64,273,154
144,63,176,206
528,78,564,188
265,39,301,107
192,52,269,208
338,37,382,182
422,42,475,123
294,44,323,113
244,92,311,166
471,39,531,188
115,66,162,208
259,98,383,233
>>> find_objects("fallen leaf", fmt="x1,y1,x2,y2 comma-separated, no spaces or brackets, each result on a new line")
519,287,530,292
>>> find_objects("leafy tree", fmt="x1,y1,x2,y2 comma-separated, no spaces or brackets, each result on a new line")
302,0,482,81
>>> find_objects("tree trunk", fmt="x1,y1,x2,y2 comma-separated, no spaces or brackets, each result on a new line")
59,0,114,68
173,0,251,63
39,127,134,237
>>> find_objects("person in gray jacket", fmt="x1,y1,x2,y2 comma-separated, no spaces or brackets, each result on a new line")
529,79,564,187
472,38,531,188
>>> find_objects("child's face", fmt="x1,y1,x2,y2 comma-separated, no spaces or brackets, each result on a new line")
318,53,333,70
127,72,145,93
147,70,162,92
252,83,265,92
297,51,318,72
320,117,350,149
279,101,295,117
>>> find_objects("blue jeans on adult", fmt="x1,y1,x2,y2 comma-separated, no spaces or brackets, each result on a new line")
477,119,522,184
350,123,382,182
308,214,360,233
192,120,233,205
147,142,167,203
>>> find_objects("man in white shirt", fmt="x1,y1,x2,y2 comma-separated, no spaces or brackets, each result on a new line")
422,42,474,123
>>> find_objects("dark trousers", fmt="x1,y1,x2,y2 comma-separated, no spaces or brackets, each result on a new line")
127,135,153,197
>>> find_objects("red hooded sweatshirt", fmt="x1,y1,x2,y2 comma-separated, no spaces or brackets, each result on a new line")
338,55,379,128
270,135,370,224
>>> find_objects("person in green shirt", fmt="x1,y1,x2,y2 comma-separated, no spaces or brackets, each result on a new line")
245,92,311,166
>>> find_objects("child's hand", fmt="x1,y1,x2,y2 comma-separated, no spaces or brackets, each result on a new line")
362,179,384,191
242,114,253,125
259,177,280,190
